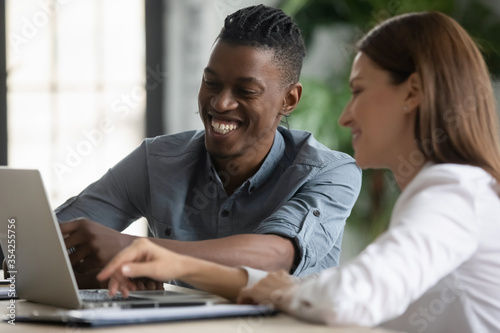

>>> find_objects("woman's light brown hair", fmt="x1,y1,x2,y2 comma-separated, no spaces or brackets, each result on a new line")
357,11,500,182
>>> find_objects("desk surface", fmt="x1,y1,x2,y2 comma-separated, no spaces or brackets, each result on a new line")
0,276,401,333
0,299,400,333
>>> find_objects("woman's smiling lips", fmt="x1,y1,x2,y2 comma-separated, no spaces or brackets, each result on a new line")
351,130,361,147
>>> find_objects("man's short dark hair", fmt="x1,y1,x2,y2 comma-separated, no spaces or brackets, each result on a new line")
217,4,306,86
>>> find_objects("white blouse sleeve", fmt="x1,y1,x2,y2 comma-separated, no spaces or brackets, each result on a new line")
284,166,480,327
239,266,269,287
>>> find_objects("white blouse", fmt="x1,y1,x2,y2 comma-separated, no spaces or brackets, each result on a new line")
244,164,500,332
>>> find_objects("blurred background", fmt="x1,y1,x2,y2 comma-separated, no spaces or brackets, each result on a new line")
1,0,499,264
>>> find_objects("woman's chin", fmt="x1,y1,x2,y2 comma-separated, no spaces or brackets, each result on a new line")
353,155,382,170
353,153,368,169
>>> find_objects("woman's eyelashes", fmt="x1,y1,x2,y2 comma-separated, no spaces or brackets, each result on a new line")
350,87,363,96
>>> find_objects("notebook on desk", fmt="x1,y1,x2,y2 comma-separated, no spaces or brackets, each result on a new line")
0,168,275,325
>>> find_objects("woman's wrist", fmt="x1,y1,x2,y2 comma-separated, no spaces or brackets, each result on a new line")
176,256,249,300
172,253,197,281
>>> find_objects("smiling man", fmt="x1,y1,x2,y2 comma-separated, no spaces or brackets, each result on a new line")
56,4,361,288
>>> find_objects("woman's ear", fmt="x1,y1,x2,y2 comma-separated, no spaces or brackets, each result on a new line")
404,72,422,113
281,83,303,116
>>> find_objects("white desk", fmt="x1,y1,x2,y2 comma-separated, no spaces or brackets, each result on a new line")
0,299,401,333
1,270,402,333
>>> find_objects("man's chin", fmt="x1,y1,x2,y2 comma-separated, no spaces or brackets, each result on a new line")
207,149,241,160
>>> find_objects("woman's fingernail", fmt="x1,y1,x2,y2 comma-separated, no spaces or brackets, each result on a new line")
122,265,130,275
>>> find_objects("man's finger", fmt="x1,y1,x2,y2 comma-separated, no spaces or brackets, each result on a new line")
59,218,87,234
74,257,101,274
63,227,93,250
135,280,146,291
145,279,157,291
68,246,92,266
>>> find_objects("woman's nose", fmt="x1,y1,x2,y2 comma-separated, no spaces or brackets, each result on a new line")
338,104,352,128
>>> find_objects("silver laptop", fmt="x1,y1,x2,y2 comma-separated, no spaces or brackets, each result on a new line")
0,167,223,309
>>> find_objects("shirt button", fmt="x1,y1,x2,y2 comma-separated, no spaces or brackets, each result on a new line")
164,227,172,237
313,210,320,217
221,210,229,217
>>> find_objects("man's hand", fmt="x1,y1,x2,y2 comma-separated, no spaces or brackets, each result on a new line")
60,218,163,291
60,218,137,275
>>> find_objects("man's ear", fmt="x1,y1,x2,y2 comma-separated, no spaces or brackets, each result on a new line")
404,72,422,114
281,82,302,116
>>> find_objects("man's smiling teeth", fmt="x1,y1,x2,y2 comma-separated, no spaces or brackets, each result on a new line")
211,119,239,135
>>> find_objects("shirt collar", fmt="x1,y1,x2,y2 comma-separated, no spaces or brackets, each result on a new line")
204,129,286,195
246,129,285,194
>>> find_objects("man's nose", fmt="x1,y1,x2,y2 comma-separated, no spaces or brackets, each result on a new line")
211,89,238,112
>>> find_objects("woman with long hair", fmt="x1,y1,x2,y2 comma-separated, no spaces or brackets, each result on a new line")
98,12,500,332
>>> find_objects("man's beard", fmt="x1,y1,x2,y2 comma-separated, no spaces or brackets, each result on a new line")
206,148,243,160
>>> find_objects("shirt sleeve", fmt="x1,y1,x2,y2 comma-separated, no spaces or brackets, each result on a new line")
239,266,269,287
253,157,362,276
281,168,480,327
55,140,151,231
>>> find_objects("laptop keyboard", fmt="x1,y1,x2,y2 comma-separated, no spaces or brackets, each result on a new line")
79,290,145,303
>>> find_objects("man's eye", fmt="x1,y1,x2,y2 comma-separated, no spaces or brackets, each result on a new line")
203,79,219,88
238,88,256,95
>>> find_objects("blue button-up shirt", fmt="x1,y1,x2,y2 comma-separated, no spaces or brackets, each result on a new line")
56,127,361,276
